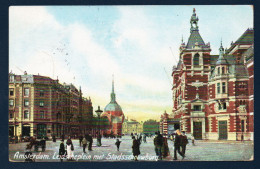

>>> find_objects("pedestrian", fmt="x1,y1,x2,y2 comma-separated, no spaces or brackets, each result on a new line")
154,132,163,160
88,134,93,151
79,135,83,147
137,134,142,145
162,136,170,158
66,136,74,161
59,140,66,162
52,134,56,142
143,135,147,143
132,136,140,161
82,137,88,153
173,129,184,160
241,133,244,142
191,134,195,146
115,139,122,151
180,131,188,157
97,134,102,147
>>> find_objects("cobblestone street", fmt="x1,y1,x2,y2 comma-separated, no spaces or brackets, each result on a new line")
9,136,253,162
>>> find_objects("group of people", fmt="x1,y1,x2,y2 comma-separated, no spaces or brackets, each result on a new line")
58,134,94,161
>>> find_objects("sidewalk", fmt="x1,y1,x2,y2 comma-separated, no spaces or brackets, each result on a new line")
195,139,253,144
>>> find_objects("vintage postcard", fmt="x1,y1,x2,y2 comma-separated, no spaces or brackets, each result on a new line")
8,5,254,162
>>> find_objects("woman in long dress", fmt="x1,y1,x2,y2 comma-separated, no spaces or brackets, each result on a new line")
66,137,74,161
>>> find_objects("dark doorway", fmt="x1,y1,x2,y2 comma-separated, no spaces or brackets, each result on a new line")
193,122,202,140
22,126,30,136
219,121,228,140
9,126,14,137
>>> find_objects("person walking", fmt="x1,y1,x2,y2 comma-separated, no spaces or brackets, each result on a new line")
191,134,195,146
82,137,88,153
115,139,122,151
88,134,93,151
173,129,184,160
66,136,74,161
143,135,147,143
79,135,83,147
180,131,188,157
59,140,66,162
162,136,170,158
97,134,102,147
154,132,163,160
132,136,140,161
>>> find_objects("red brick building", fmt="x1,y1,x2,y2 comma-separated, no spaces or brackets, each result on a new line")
172,9,254,140
101,77,124,136
9,72,93,139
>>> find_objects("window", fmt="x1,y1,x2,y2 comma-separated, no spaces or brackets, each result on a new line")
223,103,227,110
241,120,245,132
222,67,225,74
40,101,44,107
193,53,200,65
194,105,202,111
222,82,226,93
9,75,14,82
9,99,14,107
40,111,45,119
217,83,220,94
218,103,222,110
9,112,13,119
24,99,29,107
218,67,220,75
9,88,14,96
24,110,29,119
24,88,29,96
40,90,44,97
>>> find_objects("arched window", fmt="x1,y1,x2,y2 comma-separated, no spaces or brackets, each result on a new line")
218,67,220,75
193,53,200,65
222,67,225,74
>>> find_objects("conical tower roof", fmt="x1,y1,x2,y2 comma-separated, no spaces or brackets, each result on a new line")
186,8,207,49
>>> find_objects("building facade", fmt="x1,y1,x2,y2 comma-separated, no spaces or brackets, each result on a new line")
172,9,254,141
9,72,93,139
101,77,124,136
122,118,143,135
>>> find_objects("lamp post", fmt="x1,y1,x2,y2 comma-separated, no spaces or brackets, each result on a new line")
95,106,103,135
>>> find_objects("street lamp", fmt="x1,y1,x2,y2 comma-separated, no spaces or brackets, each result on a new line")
95,106,103,135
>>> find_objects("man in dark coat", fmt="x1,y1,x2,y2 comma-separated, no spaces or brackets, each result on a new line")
79,135,83,147
87,134,93,151
132,136,140,161
59,140,66,162
154,132,163,160
97,134,102,147
173,129,184,160
180,131,188,157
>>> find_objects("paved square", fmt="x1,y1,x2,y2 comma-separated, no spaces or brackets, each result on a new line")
9,136,253,162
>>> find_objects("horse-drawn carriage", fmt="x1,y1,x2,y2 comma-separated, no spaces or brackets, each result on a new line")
26,139,46,152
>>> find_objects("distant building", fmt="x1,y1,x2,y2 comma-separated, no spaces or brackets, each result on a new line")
8,72,93,139
101,77,124,136
172,8,254,140
122,118,143,135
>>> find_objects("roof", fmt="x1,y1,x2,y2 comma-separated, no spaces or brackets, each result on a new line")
226,28,254,53
244,46,254,61
186,30,206,49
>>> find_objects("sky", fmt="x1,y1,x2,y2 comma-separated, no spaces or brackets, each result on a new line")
9,5,253,122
